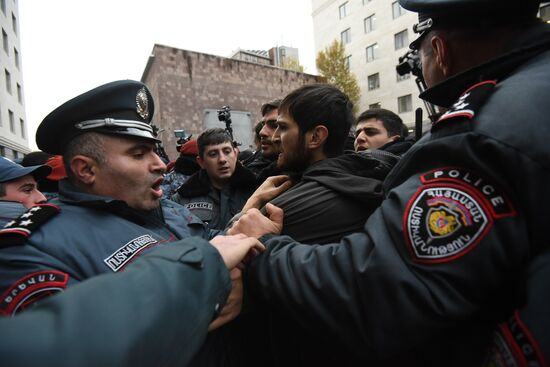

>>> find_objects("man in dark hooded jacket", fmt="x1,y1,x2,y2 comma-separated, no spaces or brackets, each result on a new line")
229,84,412,366
243,85,408,245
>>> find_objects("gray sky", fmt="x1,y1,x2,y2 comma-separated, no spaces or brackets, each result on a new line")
18,0,317,149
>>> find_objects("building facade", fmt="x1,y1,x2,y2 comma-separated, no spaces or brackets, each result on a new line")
230,49,272,66
141,44,318,160
312,0,428,128
0,0,28,159
231,45,300,68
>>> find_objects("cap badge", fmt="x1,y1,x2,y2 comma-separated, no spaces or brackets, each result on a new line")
136,87,149,120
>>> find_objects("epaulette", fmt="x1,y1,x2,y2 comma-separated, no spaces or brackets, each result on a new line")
0,204,60,246
432,80,497,132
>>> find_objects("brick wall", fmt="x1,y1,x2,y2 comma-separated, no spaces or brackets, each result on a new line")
142,44,319,160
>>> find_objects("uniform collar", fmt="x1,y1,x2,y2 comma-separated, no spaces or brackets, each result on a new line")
57,179,165,224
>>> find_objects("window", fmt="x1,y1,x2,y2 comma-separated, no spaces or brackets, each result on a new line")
11,13,16,35
367,73,380,91
12,150,18,159
345,55,351,70
366,43,378,63
341,28,351,44
0,146,4,156
0,0,5,15
339,2,348,19
364,14,375,33
369,102,381,109
2,28,8,54
398,94,413,113
394,29,408,50
13,47,18,68
392,1,405,19
19,118,25,138
396,71,411,82
5,69,11,94
8,109,14,133
16,82,21,103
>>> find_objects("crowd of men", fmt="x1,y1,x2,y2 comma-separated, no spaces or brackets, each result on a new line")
0,0,548,365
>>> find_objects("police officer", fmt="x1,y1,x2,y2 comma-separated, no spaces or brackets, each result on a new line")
0,81,252,330
1,236,263,367
230,1,550,365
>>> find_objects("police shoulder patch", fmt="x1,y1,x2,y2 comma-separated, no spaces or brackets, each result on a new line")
404,167,516,264
0,270,69,316
0,204,60,247
433,80,497,128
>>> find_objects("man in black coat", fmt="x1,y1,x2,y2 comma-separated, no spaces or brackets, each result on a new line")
243,84,401,245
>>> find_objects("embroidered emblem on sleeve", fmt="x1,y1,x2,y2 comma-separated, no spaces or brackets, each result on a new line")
485,311,546,367
103,234,158,272
405,184,491,263
404,167,516,264
185,202,213,211
0,270,69,316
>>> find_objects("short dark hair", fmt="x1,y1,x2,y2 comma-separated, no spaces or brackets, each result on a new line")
197,128,233,157
356,108,405,137
279,84,353,158
63,132,107,183
260,98,282,117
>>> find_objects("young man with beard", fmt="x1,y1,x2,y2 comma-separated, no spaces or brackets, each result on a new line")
241,83,396,244
231,0,550,364
0,81,257,339
243,99,282,183
226,84,403,367
172,128,256,230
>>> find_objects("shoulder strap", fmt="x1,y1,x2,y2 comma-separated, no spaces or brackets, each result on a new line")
431,80,497,138
0,204,60,246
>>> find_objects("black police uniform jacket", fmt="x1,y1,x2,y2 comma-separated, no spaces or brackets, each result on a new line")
0,180,210,316
245,21,550,366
